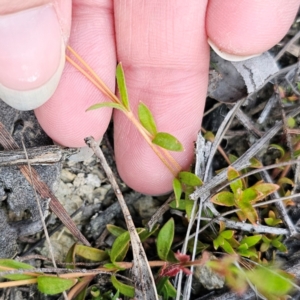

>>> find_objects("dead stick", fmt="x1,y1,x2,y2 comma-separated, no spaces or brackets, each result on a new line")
85,136,158,300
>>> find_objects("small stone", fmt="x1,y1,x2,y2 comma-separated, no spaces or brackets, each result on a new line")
55,180,73,199
60,169,76,183
73,173,86,187
77,185,95,202
192,253,225,292
39,231,76,260
133,195,160,220
86,173,101,188
93,186,110,202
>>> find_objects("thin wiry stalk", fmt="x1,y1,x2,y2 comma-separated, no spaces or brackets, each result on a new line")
66,46,182,176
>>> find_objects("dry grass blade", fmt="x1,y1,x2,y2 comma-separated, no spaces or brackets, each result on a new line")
0,121,90,246
85,136,158,300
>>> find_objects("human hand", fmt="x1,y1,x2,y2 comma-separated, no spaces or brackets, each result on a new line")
0,1,299,195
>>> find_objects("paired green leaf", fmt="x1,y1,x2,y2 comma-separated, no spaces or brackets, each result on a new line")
173,178,182,208
252,182,279,199
240,235,262,248
157,277,177,299
152,132,184,152
111,275,135,297
116,63,130,110
65,243,76,270
106,224,127,237
228,167,244,193
211,191,235,206
157,218,174,261
86,102,125,112
37,276,76,295
178,172,202,186
0,259,35,280
138,224,159,242
169,199,186,211
110,231,130,263
235,191,258,224
75,245,109,262
138,102,157,136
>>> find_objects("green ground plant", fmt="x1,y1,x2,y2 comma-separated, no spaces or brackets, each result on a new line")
0,46,298,299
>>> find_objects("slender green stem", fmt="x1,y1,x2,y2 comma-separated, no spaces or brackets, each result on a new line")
66,46,182,176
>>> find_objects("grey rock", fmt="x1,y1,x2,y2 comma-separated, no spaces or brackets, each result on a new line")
73,173,86,187
60,169,76,183
86,173,101,187
0,100,61,258
133,195,160,220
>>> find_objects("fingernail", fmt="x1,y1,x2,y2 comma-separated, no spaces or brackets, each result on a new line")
208,38,260,62
0,4,65,110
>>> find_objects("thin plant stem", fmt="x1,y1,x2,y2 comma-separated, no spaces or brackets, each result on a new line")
66,46,182,176
67,46,117,102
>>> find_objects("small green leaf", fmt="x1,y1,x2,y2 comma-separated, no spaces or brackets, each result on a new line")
246,266,294,298
111,275,135,297
213,236,224,250
86,102,125,112
204,131,215,142
229,154,238,163
220,230,234,240
271,237,287,252
228,167,244,193
251,183,279,201
241,187,259,203
221,239,236,255
116,63,130,110
75,245,109,262
0,259,35,280
138,102,157,136
260,242,270,252
65,243,76,270
157,218,174,261
287,117,296,128
238,248,258,258
236,195,258,225
240,235,262,248
249,157,263,168
185,199,196,220
269,144,285,159
112,290,120,300
277,177,295,187
178,172,203,186
160,279,177,299
37,276,76,295
110,231,130,263
106,224,127,237
211,191,235,206
138,224,159,242
264,217,282,226
152,132,184,152
169,199,186,210
173,178,182,208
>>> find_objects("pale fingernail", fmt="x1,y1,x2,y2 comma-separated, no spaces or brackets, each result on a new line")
208,38,260,62
0,4,65,110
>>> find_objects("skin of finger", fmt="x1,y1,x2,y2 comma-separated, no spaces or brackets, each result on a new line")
114,0,209,195
35,0,116,147
0,0,71,42
206,0,300,56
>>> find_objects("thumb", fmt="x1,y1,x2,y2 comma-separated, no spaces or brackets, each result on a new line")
0,1,71,110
